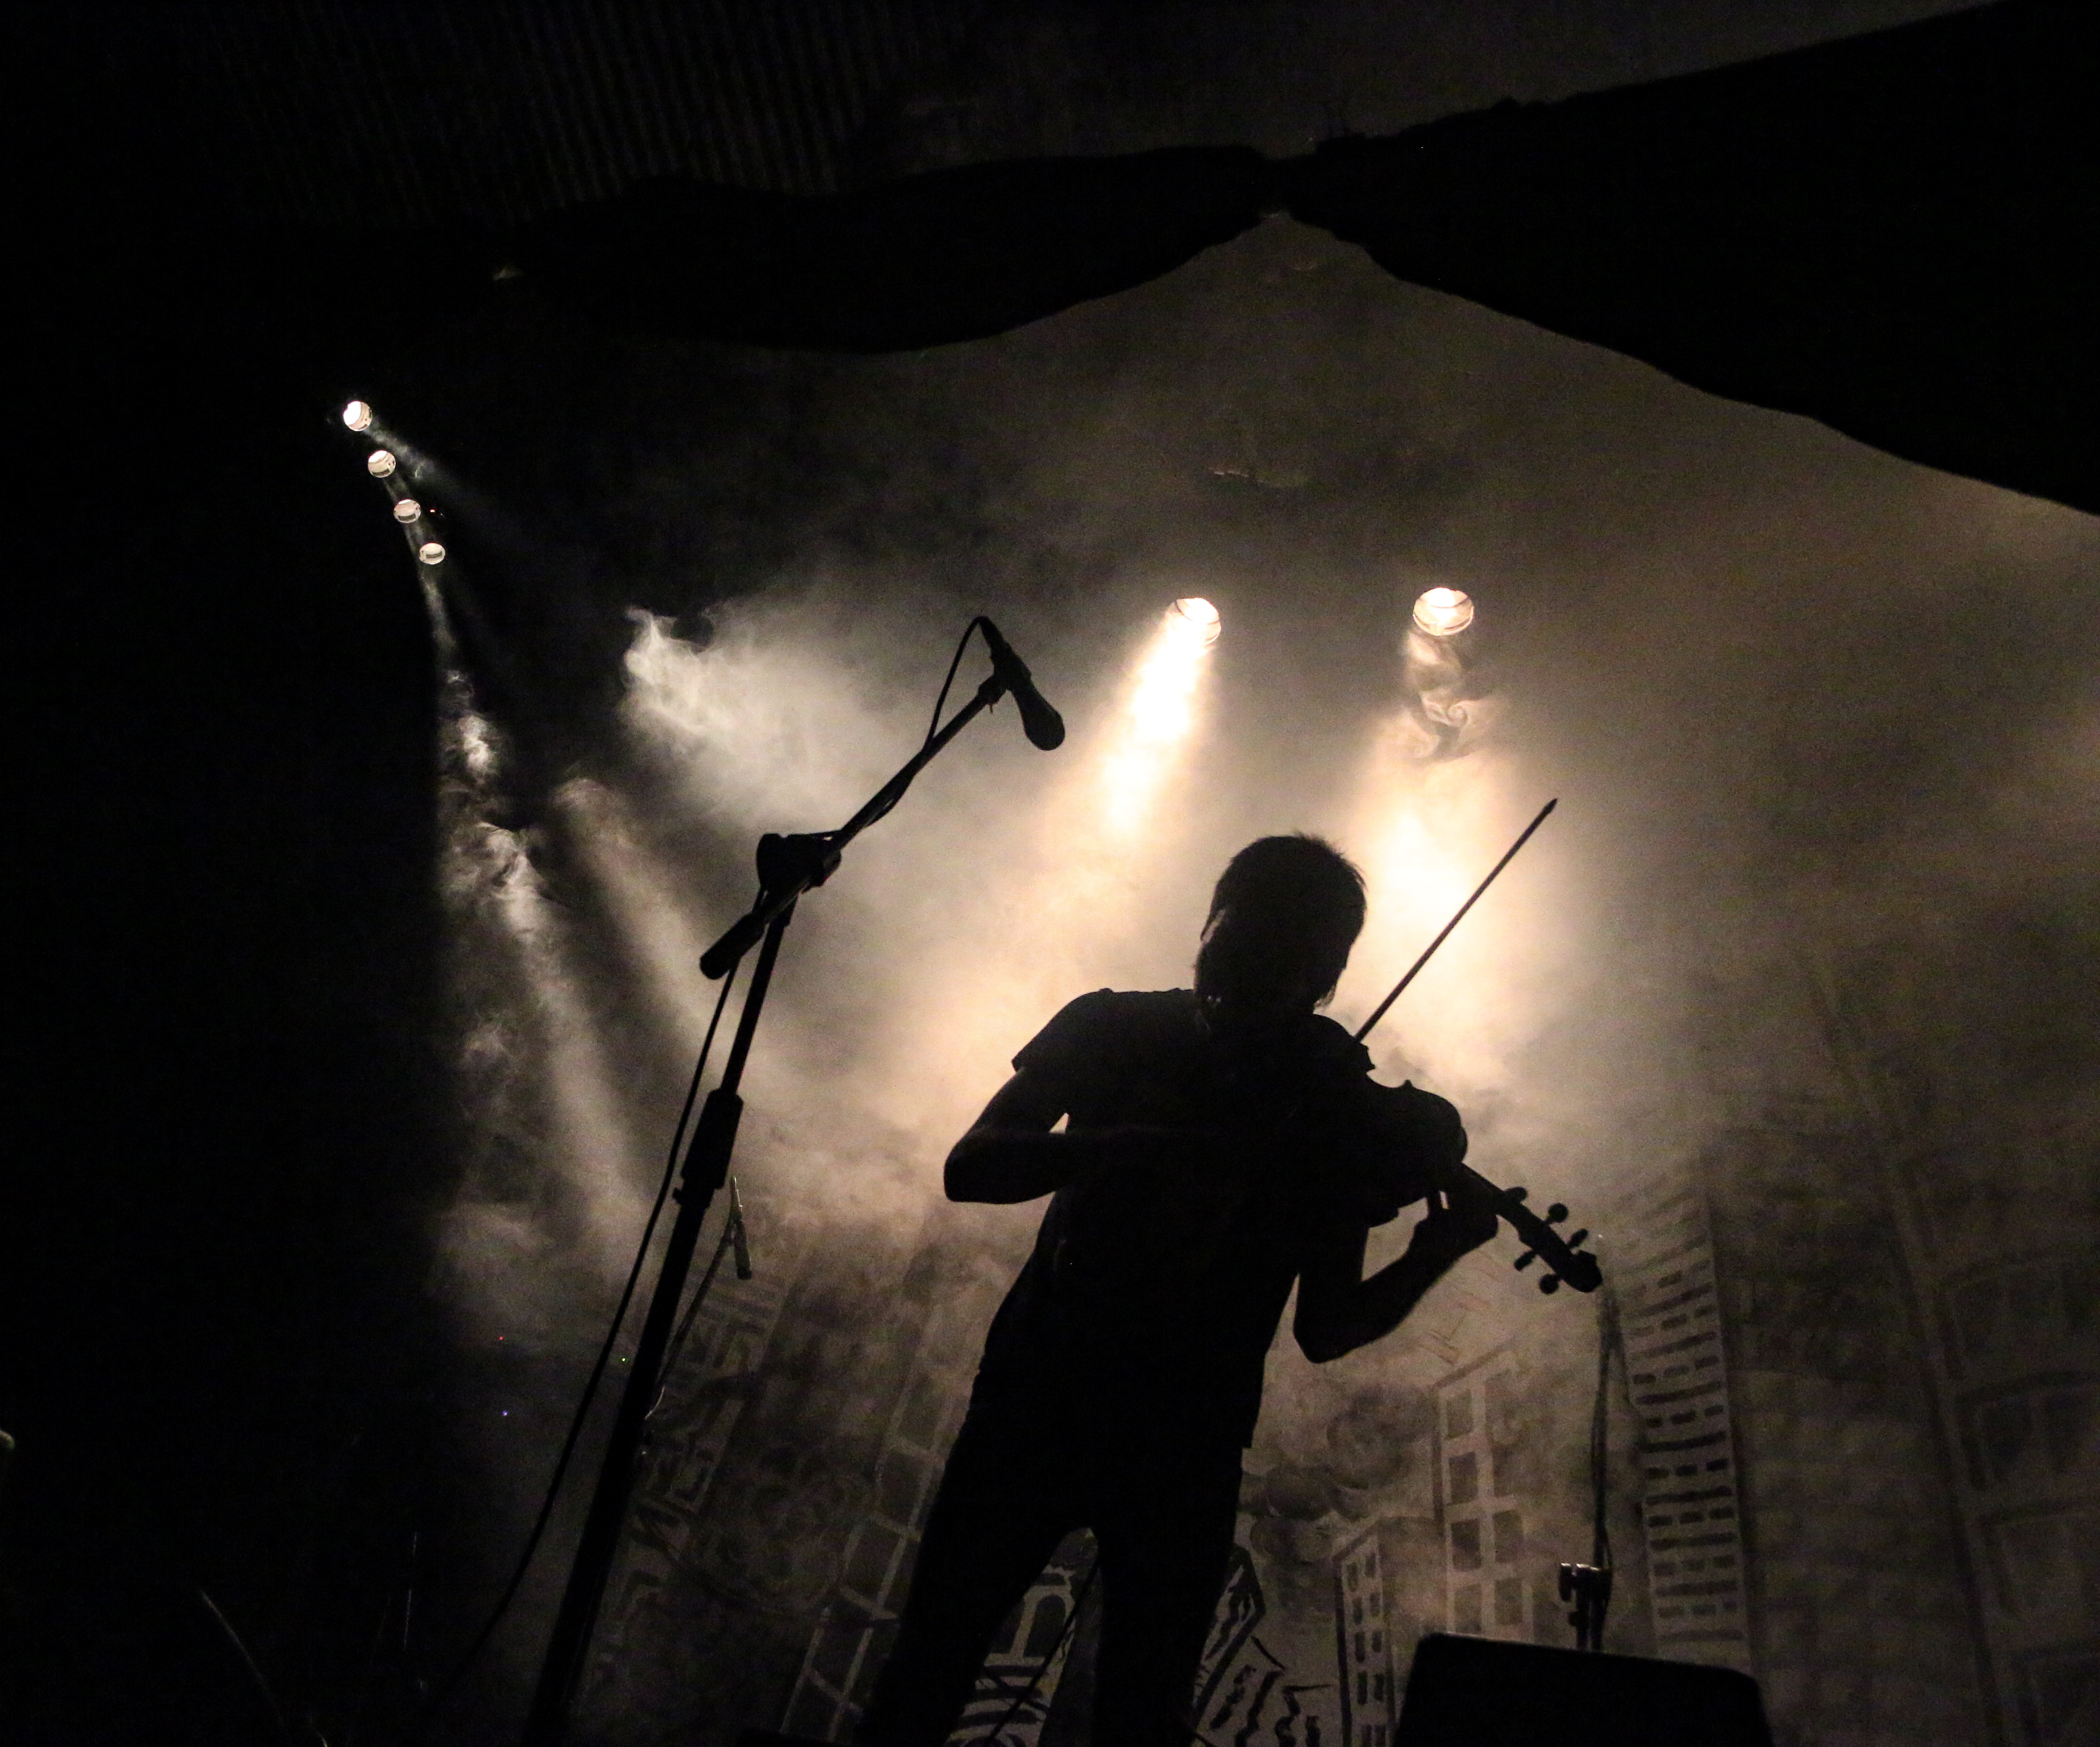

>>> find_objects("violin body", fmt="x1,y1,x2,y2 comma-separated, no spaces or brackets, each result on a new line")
1347,1075,1603,1294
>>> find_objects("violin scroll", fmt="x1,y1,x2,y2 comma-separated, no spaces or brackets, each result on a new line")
1458,1164,1603,1295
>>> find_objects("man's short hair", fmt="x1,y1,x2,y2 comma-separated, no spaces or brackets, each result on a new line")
1207,834,1367,951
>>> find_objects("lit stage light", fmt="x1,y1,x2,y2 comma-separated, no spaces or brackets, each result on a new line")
1412,587,1475,637
1129,597,1220,742
1169,595,1222,647
367,450,397,478
418,541,446,566
394,499,423,523
342,400,374,432
1098,595,1221,837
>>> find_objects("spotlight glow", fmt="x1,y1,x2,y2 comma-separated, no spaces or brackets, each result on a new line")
341,400,374,432
418,541,446,566
1097,596,1221,837
1412,587,1475,637
1168,596,1222,647
394,499,423,523
1131,598,1220,743
367,450,397,478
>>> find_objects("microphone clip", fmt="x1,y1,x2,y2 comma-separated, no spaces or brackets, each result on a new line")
975,616,1067,750
756,831,841,899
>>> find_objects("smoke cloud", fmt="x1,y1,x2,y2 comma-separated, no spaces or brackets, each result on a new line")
403,201,2096,1743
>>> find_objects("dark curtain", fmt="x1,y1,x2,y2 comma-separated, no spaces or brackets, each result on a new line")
495,0,2091,511
1286,0,2092,515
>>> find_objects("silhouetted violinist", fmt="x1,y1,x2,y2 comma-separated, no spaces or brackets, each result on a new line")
858,835,1498,1747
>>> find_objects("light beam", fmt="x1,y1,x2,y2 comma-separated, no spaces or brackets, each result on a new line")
1101,596,1220,836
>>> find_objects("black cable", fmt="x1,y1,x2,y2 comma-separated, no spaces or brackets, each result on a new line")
926,617,988,749
650,1203,740,1420
840,617,987,848
198,1590,298,1747
420,961,742,1723
983,1553,1097,1745
1590,1284,1620,1571
934,1549,1234,1747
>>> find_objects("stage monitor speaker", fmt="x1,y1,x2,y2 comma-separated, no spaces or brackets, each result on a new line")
1396,1634,1773,1747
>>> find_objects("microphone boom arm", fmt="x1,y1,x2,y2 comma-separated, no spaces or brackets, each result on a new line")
701,666,1014,980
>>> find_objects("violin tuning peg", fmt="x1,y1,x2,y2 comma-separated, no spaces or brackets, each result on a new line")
1513,1249,1537,1271
1507,1186,1528,1202
1568,1229,1590,1249
1547,1203,1569,1225
1539,1274,1562,1294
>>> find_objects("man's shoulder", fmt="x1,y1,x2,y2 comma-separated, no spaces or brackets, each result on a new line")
1013,988,1197,1075
1088,987,1199,1021
1048,987,1199,1044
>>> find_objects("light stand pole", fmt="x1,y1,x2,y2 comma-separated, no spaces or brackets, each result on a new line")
523,664,1019,1745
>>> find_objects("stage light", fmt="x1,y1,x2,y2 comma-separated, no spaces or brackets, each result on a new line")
1412,587,1474,637
1168,596,1222,647
1096,594,1221,836
367,449,397,478
1131,598,1219,744
418,541,446,566
394,499,423,523
342,400,374,432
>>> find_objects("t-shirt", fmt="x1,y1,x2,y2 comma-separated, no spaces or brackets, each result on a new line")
971,988,1456,1451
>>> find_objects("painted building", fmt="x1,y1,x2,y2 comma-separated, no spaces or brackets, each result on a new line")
1431,1345,1547,1644
1332,1522,1398,1747
780,1233,1016,1741
1811,942,2099,1747
1606,1171,1754,1672
1331,1515,1446,1745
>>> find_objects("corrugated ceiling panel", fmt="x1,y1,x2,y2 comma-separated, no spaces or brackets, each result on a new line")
164,0,983,226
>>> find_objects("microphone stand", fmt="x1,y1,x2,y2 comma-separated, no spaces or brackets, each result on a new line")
523,664,1019,1745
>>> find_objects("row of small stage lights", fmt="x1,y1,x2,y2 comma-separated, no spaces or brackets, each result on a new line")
337,396,1477,647
341,400,446,567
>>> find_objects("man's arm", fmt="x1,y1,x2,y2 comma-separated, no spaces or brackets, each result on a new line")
943,1068,1078,1203
945,1068,1213,1204
1293,1180,1501,1362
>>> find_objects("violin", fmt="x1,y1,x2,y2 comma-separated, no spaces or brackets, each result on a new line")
1446,1160,1603,1294
1349,1076,1602,1295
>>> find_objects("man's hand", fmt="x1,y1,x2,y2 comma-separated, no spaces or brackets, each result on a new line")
1078,1123,1226,1178
946,1069,1231,1204
1296,1170,1502,1363
1407,1172,1501,1269
945,1104,1224,1205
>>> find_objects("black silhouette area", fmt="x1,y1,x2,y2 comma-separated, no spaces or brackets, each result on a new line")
7,2,2089,1739
1394,1634,1773,1747
508,0,2092,513
36,0,2092,512
858,837,1497,1747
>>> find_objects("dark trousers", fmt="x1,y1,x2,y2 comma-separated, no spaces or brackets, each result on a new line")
858,1401,1243,1747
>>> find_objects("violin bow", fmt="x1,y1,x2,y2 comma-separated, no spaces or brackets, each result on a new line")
1353,798,1557,1045
1349,796,1601,1294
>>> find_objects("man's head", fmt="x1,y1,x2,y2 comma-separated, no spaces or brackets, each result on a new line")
1195,834,1366,1016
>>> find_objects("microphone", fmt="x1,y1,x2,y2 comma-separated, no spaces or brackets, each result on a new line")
977,618,1066,750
